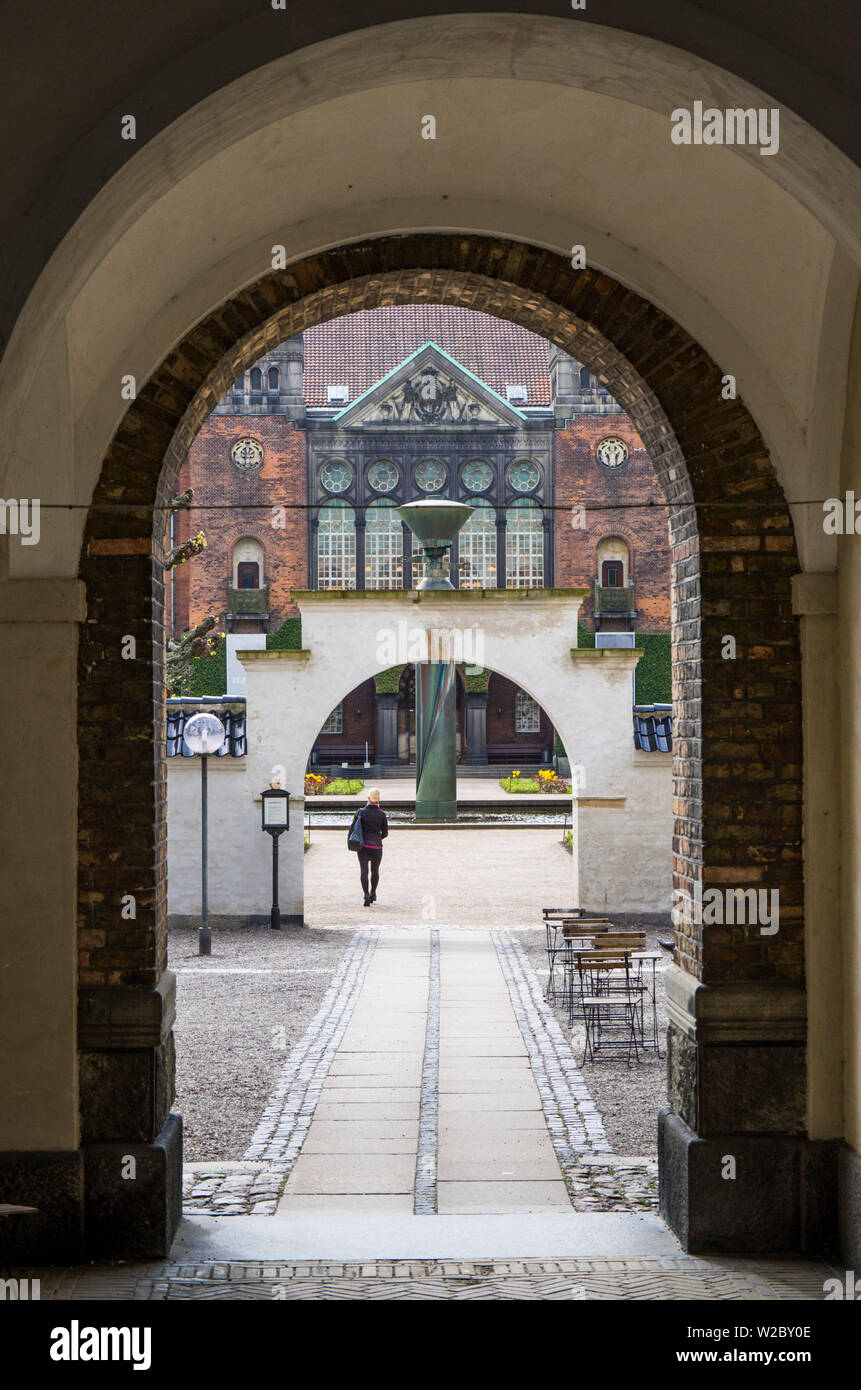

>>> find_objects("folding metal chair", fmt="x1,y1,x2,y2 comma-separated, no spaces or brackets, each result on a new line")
575,949,648,1065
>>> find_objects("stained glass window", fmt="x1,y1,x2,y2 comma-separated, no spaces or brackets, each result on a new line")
459,498,497,589
415,459,446,492
320,460,353,494
462,459,493,493
507,459,541,493
368,460,399,493
505,498,544,588
365,500,403,589
515,690,541,733
317,500,356,589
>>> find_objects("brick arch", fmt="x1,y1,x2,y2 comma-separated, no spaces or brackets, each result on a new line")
78,234,802,1004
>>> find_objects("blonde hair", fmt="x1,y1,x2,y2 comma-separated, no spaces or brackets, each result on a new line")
367,787,381,803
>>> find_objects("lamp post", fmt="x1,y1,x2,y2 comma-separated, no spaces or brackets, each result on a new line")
261,787,290,929
182,711,227,956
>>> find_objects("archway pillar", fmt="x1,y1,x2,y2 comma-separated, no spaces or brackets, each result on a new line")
0,579,86,1261
659,971,838,1254
658,568,839,1256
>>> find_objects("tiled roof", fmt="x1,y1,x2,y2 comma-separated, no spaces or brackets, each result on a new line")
303,305,552,408
633,706,673,753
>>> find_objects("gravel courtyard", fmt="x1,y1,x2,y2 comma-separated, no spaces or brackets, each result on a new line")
171,921,353,1160
513,925,670,1157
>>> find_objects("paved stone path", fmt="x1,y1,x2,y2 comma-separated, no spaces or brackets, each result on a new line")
183,926,657,1217
304,827,574,928
24,925,835,1300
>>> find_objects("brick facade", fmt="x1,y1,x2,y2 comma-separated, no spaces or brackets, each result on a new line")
168,415,306,635
554,416,669,632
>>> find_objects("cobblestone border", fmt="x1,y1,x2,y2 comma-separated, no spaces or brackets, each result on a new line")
184,931,379,1214
494,930,612,1163
244,929,379,1170
414,929,439,1215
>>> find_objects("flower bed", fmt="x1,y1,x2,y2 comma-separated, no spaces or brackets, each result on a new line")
304,774,365,796
499,768,570,794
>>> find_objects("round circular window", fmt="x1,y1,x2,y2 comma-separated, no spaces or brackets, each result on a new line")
320,460,353,494
368,460,399,493
231,438,264,474
507,460,541,493
415,459,446,492
462,460,493,492
596,437,629,469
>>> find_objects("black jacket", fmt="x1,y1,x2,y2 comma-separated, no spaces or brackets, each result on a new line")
354,803,388,846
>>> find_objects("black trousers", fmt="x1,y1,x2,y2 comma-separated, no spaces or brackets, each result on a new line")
358,846,382,897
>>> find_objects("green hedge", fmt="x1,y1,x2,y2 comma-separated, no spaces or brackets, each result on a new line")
576,624,671,705
266,614,303,651
634,632,672,705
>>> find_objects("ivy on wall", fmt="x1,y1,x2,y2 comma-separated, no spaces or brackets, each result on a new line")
634,632,672,705
576,624,671,704
185,613,304,695
185,641,227,697
374,665,405,694
266,615,303,651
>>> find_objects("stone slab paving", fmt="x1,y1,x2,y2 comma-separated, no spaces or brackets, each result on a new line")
278,929,431,1212
183,924,657,1218
24,1256,840,1301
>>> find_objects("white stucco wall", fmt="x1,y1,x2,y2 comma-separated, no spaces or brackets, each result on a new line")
166,590,673,920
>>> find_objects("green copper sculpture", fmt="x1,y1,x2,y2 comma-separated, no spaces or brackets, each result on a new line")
396,500,475,821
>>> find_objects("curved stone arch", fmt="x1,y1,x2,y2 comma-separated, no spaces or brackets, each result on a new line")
78,233,801,1003
294,655,576,783
593,525,640,581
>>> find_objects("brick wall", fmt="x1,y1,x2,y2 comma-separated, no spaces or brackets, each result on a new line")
171,415,307,635
554,416,670,630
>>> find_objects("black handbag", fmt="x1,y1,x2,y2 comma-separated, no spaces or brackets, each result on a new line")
347,809,364,852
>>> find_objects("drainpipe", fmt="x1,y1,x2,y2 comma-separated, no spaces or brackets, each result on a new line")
170,510,175,637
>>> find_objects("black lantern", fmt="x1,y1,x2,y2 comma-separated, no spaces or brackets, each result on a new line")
261,787,290,929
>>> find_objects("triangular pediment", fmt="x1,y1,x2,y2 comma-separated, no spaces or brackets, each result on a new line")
332,342,528,428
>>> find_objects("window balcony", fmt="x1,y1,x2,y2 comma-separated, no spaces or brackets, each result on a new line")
227,583,269,617
593,581,637,629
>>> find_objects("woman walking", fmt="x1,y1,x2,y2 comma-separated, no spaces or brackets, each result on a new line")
350,788,388,906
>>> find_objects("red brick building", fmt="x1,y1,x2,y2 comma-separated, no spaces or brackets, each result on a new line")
168,306,670,768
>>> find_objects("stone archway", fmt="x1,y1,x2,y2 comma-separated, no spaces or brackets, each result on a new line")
77,234,809,1258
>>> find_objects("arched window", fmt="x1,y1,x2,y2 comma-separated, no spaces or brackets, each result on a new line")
597,536,630,587
505,499,544,588
365,500,403,589
515,689,541,733
268,366,279,390
317,500,356,589
250,367,262,391
580,366,592,390
459,498,497,589
232,537,264,589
